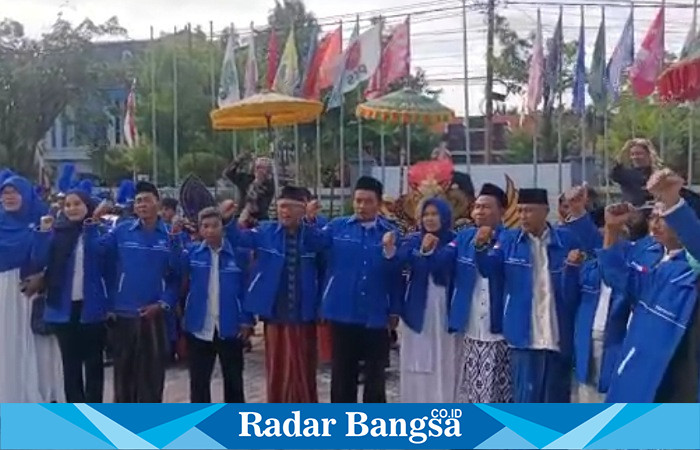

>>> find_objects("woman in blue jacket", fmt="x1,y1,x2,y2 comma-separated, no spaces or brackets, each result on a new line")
41,189,108,403
392,197,456,403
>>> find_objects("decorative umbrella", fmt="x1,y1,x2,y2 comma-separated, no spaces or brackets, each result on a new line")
210,91,323,130
657,38,700,102
210,91,323,190
356,88,455,125
356,88,455,194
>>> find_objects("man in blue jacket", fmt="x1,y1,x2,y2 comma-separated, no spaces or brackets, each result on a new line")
423,182,512,403
305,176,403,403
97,181,180,403
475,188,582,403
224,186,323,403
181,207,253,403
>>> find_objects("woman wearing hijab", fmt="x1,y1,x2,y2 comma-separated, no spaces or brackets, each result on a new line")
38,189,108,403
0,175,50,402
387,197,456,403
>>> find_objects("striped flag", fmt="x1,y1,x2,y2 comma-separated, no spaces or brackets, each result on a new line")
273,25,299,95
606,11,634,102
297,26,319,97
124,79,138,147
572,9,586,115
526,9,544,113
218,25,241,107
244,22,259,98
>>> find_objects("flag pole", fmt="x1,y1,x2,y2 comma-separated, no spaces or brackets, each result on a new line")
630,2,637,138
315,117,321,196
533,120,538,187
602,6,610,204
579,6,587,185
659,0,666,160
230,22,238,160
339,20,345,214
173,26,180,186
689,0,698,186
358,90,363,179
556,5,563,195
294,124,300,185
462,0,471,170
380,125,386,185
150,26,158,186
209,21,216,108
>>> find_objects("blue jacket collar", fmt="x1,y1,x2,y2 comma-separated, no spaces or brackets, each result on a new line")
194,239,234,257
129,217,169,234
348,215,392,230
515,223,563,248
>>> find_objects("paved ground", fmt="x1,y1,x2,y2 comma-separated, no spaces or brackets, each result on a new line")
103,326,401,403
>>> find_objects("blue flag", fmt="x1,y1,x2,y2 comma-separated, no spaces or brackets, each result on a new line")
606,12,634,103
572,10,586,115
296,26,319,97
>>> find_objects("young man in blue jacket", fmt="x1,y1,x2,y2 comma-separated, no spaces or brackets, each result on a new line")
180,207,253,403
475,188,582,403
305,176,403,403
96,181,180,403
224,186,322,403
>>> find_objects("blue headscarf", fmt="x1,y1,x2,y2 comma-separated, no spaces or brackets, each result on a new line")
0,176,47,272
419,197,455,246
419,197,455,286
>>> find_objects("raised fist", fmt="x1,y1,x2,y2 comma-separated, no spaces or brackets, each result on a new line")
219,199,237,221
39,215,54,232
421,233,440,253
646,168,684,207
604,203,632,229
475,226,494,247
382,231,396,251
93,200,112,219
566,249,585,266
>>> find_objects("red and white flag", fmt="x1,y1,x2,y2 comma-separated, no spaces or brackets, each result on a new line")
302,26,342,99
629,7,665,98
266,29,279,90
365,17,410,99
526,9,544,113
123,80,138,148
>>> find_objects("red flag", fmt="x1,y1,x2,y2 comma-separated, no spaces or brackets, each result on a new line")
123,80,138,148
302,27,342,99
629,7,664,98
365,18,410,99
266,29,279,90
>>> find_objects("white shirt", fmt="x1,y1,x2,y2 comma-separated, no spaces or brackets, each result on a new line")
193,246,221,342
71,235,84,301
465,274,505,342
528,229,560,351
592,281,612,340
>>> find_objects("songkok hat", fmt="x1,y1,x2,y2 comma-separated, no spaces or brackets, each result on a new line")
479,183,507,208
135,181,160,199
278,186,308,203
354,176,383,199
518,188,548,206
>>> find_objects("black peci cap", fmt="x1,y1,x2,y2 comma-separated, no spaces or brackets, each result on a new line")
518,188,548,206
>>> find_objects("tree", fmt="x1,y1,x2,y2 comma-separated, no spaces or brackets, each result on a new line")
0,16,126,175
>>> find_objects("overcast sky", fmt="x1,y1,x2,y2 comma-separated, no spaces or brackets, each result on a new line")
1,0,696,115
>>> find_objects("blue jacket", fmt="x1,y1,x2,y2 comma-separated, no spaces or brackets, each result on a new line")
394,233,453,333
571,257,627,392
181,240,254,338
563,213,603,256
477,225,581,357
226,221,321,323
98,218,180,317
305,215,404,329
601,241,698,402
39,225,109,324
428,225,506,334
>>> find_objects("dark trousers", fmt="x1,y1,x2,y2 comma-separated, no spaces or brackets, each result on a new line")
187,333,245,403
330,322,390,403
511,349,571,403
111,313,169,403
53,302,106,403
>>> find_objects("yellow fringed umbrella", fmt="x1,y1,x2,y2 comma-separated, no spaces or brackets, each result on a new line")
356,88,455,125
210,92,323,131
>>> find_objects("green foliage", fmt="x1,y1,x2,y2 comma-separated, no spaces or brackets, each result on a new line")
179,152,227,185
0,16,126,175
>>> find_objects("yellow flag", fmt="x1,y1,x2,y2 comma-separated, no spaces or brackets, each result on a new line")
273,26,299,96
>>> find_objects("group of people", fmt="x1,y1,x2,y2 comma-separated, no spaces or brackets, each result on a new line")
0,137,698,404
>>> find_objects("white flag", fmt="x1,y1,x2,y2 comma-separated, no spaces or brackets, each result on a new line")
218,25,241,107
